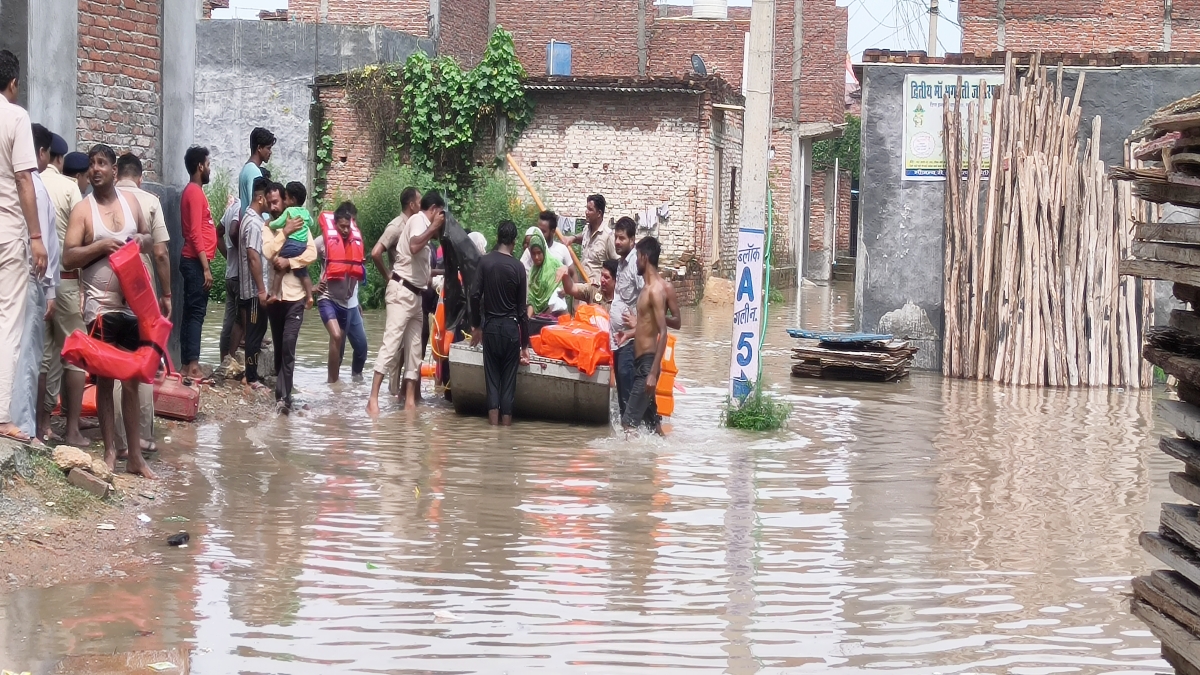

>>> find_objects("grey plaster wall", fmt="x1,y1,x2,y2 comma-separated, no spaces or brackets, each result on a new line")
161,0,199,187
857,63,1200,371
1,0,77,145
141,183,184,366
194,20,431,190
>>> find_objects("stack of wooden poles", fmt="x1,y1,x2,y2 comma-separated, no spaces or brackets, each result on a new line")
942,53,1152,387
1113,90,1200,675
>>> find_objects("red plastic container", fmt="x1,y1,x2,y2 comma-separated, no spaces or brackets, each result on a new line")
153,371,200,421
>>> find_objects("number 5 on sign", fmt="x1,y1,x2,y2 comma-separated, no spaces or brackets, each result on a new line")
729,225,765,401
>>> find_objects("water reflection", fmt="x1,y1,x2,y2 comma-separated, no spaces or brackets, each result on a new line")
0,282,1173,674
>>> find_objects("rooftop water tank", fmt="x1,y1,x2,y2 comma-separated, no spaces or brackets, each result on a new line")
693,0,728,20
547,41,572,76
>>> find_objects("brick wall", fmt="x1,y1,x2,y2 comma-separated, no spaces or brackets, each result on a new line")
495,0,644,76
508,90,712,263
836,170,851,251
439,0,491,67
316,85,383,197
290,0,430,37
961,0,1169,51
651,0,846,125
203,0,228,19
77,0,162,179
650,17,749,87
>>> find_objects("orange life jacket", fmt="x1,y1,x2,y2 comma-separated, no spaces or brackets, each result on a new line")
62,240,172,384
319,211,366,281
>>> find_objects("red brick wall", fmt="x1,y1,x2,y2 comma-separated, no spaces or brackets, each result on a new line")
495,0,644,76
77,0,162,179
650,18,749,87
317,86,383,197
290,0,430,37
439,0,491,67
653,1,845,124
836,170,851,252
961,0,1168,51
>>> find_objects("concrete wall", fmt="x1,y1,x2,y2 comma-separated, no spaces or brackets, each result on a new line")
857,63,1200,370
193,19,431,190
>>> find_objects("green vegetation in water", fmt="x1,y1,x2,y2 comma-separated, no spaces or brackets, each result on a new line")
722,388,792,431
768,287,785,305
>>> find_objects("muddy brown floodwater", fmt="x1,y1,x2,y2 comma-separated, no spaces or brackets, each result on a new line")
0,281,1178,674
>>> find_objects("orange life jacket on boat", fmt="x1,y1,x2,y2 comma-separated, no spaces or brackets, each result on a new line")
320,211,365,282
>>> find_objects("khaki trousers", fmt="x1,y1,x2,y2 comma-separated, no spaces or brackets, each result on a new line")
373,280,424,381
0,239,29,425
41,276,85,411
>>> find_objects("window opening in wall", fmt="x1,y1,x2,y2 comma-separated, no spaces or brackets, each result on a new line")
572,162,579,169
530,160,537,167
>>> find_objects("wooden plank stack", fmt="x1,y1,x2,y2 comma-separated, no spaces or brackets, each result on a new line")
1118,90,1200,675
787,330,918,381
942,53,1152,387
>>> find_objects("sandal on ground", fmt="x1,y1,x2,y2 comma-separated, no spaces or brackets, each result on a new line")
0,425,31,443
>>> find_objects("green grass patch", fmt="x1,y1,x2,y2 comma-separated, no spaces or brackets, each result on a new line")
722,388,792,431
27,455,106,517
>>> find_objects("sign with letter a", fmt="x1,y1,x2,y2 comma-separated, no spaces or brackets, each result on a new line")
728,223,764,401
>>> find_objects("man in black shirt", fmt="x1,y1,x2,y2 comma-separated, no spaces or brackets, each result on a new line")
469,220,529,426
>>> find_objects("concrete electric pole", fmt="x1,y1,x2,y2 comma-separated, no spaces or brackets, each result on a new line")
727,0,776,398
928,0,939,56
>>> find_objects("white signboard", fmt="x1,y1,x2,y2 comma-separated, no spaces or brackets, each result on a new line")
902,73,1004,181
728,226,764,401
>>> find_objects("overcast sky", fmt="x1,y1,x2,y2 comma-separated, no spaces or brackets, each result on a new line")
215,0,962,62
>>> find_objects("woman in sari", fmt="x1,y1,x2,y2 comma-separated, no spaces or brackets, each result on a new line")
526,230,582,318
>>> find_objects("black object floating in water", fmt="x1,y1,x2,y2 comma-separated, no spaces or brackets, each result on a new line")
167,532,190,546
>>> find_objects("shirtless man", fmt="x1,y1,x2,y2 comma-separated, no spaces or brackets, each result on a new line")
621,236,668,435
62,144,155,478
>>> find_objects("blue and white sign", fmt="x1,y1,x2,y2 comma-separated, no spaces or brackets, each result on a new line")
728,225,764,401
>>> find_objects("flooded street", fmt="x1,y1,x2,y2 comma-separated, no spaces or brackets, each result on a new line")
0,282,1177,674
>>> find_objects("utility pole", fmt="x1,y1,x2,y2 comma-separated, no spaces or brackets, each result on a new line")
928,0,940,56
728,0,776,399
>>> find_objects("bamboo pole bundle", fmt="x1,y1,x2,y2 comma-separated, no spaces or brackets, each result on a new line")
942,55,1149,388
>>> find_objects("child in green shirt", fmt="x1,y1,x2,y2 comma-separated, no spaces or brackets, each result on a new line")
269,181,315,307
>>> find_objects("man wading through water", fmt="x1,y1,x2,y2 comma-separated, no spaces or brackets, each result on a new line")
367,190,444,414
622,236,669,436
470,220,529,426
315,201,368,383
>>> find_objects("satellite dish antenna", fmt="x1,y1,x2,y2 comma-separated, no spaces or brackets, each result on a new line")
691,54,708,76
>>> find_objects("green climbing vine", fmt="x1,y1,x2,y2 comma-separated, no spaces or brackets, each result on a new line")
812,114,861,180
312,110,334,204
345,28,533,199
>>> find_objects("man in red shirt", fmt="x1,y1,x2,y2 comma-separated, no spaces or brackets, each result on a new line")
180,146,216,381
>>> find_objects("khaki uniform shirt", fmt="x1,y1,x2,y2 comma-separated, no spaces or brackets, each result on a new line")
0,97,37,243
580,221,617,284
41,165,82,253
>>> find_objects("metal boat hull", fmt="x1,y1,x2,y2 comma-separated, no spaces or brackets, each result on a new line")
449,343,612,425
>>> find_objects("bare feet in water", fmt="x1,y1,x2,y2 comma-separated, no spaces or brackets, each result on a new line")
125,455,156,479
366,397,380,416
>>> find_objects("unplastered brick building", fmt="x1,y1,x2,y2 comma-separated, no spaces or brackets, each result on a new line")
961,0,1200,52
315,74,743,303
289,0,852,291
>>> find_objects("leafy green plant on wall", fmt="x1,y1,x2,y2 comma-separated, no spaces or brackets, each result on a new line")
812,114,861,180
346,28,533,200
313,116,334,204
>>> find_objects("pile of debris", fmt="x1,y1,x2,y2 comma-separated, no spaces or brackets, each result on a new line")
1132,328,1200,674
787,330,918,382
1116,90,1200,675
